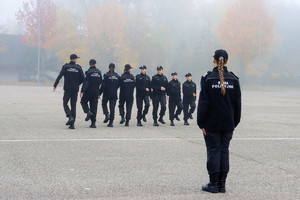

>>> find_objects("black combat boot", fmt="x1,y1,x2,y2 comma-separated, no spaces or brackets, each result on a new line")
174,115,180,121
219,174,227,193
158,117,165,124
85,110,93,121
142,115,147,122
202,174,219,193
103,114,110,123
125,120,129,127
189,114,193,119
107,120,113,127
170,120,175,126
137,120,143,127
90,122,96,128
153,119,159,126
184,120,189,125
68,123,75,129
120,116,125,124
66,116,75,125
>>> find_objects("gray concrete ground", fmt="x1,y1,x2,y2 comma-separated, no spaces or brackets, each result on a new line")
0,85,300,200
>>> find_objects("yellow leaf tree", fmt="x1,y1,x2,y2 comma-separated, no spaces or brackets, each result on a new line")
50,8,89,68
84,1,135,70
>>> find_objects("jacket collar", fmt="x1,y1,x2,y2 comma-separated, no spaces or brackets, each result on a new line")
213,66,228,72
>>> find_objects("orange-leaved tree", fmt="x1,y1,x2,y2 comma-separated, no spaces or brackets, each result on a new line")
217,0,274,76
50,8,89,68
84,1,133,70
16,0,57,49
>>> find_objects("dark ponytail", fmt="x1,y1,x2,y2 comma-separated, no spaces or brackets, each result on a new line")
109,63,115,83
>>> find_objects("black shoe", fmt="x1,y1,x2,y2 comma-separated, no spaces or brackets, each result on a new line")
66,117,74,126
189,114,193,119
174,115,180,121
68,124,75,129
218,174,227,193
170,120,175,126
120,117,125,124
184,120,190,125
90,123,96,128
158,117,165,124
153,120,159,126
85,110,93,121
137,120,143,126
103,114,110,123
202,174,219,193
107,121,113,127
142,116,147,122
125,120,129,127
202,183,219,193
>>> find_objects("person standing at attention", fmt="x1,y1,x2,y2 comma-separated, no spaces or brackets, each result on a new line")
197,49,241,193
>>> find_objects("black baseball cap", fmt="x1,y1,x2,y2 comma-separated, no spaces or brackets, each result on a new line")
171,72,177,75
70,54,80,60
89,59,96,65
125,64,132,69
157,66,163,70
213,49,228,61
139,65,147,69
185,73,192,77
109,63,115,69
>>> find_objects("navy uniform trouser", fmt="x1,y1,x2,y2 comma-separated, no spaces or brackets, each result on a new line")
168,100,183,120
102,96,117,121
152,95,166,120
183,100,196,120
81,93,98,123
119,99,133,121
63,90,78,121
204,131,233,176
136,95,150,120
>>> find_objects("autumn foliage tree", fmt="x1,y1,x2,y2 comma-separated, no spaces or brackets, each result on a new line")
50,8,89,68
217,0,274,77
84,1,135,70
16,0,57,49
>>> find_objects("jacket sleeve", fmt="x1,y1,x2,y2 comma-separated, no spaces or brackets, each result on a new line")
234,80,242,127
167,82,171,96
81,71,89,93
99,74,106,96
182,83,186,95
197,77,210,129
78,66,85,85
53,65,66,88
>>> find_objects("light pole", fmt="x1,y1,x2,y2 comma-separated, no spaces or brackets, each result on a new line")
257,19,263,91
37,1,41,85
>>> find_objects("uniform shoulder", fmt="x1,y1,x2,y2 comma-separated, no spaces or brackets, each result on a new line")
229,71,239,79
76,64,82,68
202,71,212,78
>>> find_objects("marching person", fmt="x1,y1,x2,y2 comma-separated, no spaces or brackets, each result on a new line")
99,63,120,127
197,49,241,193
135,65,151,126
53,54,84,129
151,66,168,126
80,59,102,128
182,73,197,125
118,64,135,127
167,72,183,126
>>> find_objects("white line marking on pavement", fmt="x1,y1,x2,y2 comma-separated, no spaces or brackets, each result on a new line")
0,138,300,142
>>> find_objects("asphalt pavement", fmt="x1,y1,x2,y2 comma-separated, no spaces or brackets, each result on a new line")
0,85,299,200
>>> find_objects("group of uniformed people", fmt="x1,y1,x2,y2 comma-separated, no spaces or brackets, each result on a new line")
53,54,197,129
53,50,241,194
